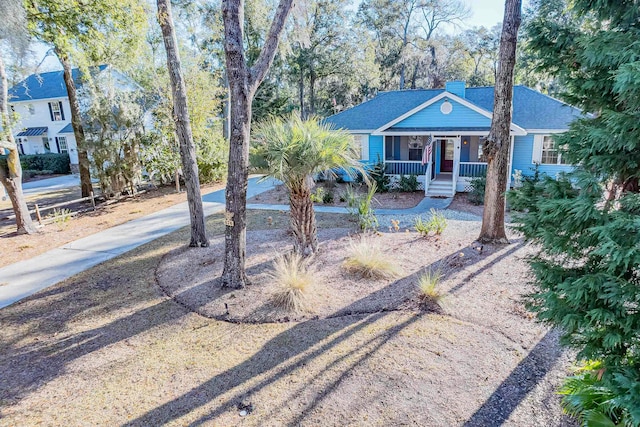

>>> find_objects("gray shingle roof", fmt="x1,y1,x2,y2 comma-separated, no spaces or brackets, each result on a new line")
325,89,444,131
325,85,583,131
8,65,108,102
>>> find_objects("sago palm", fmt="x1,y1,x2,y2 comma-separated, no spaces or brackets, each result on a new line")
252,114,364,255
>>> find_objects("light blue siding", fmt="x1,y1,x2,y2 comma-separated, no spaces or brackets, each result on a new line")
512,134,574,178
368,135,383,164
392,98,491,129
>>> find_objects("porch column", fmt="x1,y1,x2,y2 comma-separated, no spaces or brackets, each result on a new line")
507,135,515,188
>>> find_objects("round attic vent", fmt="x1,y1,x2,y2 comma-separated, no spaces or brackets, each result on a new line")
440,100,453,115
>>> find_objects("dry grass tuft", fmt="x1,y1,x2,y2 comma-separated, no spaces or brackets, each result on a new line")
269,253,316,312
343,235,401,279
417,268,443,307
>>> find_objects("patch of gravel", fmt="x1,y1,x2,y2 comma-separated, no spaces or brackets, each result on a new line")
377,208,481,230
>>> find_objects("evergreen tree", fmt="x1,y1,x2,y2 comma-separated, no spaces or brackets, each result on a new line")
511,0,640,422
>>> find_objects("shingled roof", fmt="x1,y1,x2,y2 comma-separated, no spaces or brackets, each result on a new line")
325,85,583,131
8,65,109,102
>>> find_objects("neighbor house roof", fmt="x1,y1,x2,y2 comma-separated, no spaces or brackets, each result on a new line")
17,127,48,136
59,123,75,134
8,65,109,102
326,85,583,132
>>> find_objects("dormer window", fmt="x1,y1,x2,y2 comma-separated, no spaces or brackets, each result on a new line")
48,101,65,121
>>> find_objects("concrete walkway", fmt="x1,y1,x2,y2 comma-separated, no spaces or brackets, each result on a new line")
2,174,81,203
0,177,278,309
21,174,81,193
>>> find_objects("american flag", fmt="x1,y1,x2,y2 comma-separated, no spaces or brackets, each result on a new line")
422,134,433,165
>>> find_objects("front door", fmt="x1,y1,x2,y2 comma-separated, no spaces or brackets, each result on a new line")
440,139,454,172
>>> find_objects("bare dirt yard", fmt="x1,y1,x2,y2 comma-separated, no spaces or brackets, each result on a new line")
249,182,425,210
0,209,576,426
0,182,224,268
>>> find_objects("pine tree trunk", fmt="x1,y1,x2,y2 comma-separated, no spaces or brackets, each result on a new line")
221,79,252,288
58,51,93,198
289,184,318,256
220,0,294,288
157,0,209,247
222,70,231,142
0,54,36,235
478,0,521,244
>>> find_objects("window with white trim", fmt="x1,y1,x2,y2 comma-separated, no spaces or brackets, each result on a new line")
57,136,68,153
540,135,567,165
49,101,64,121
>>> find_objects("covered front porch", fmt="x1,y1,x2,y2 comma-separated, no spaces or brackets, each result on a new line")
381,134,489,196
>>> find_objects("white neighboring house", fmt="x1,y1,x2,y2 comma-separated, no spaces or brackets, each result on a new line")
8,64,141,173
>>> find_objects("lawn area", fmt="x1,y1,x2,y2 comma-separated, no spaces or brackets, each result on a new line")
0,209,576,426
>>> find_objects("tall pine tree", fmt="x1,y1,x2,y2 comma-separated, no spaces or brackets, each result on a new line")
510,0,640,422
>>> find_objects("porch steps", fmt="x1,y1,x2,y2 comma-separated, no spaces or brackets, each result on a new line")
426,179,455,197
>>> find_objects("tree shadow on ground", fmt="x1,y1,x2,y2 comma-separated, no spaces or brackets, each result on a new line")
122,241,516,426
462,329,570,427
0,223,538,426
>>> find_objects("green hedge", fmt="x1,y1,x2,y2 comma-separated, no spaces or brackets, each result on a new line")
19,153,71,174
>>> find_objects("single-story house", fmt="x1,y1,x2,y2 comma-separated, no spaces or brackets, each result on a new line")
324,81,582,196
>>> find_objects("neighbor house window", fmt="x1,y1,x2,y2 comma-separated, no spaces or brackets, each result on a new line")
28,104,35,115
541,135,567,165
57,136,68,153
48,101,65,121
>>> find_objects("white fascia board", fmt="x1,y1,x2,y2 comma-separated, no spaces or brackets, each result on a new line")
372,92,449,134
510,126,528,136
525,129,567,134
348,130,375,134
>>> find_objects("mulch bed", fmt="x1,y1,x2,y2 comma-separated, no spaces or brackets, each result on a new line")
248,183,425,210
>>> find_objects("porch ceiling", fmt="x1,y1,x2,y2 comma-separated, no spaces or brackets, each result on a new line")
385,126,490,132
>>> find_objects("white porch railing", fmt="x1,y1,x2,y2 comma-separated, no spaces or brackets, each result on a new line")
424,161,433,194
459,162,488,177
384,161,428,176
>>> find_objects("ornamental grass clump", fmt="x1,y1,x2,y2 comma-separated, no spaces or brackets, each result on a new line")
414,209,447,237
269,253,316,313
417,268,443,307
343,235,401,279
345,182,378,231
